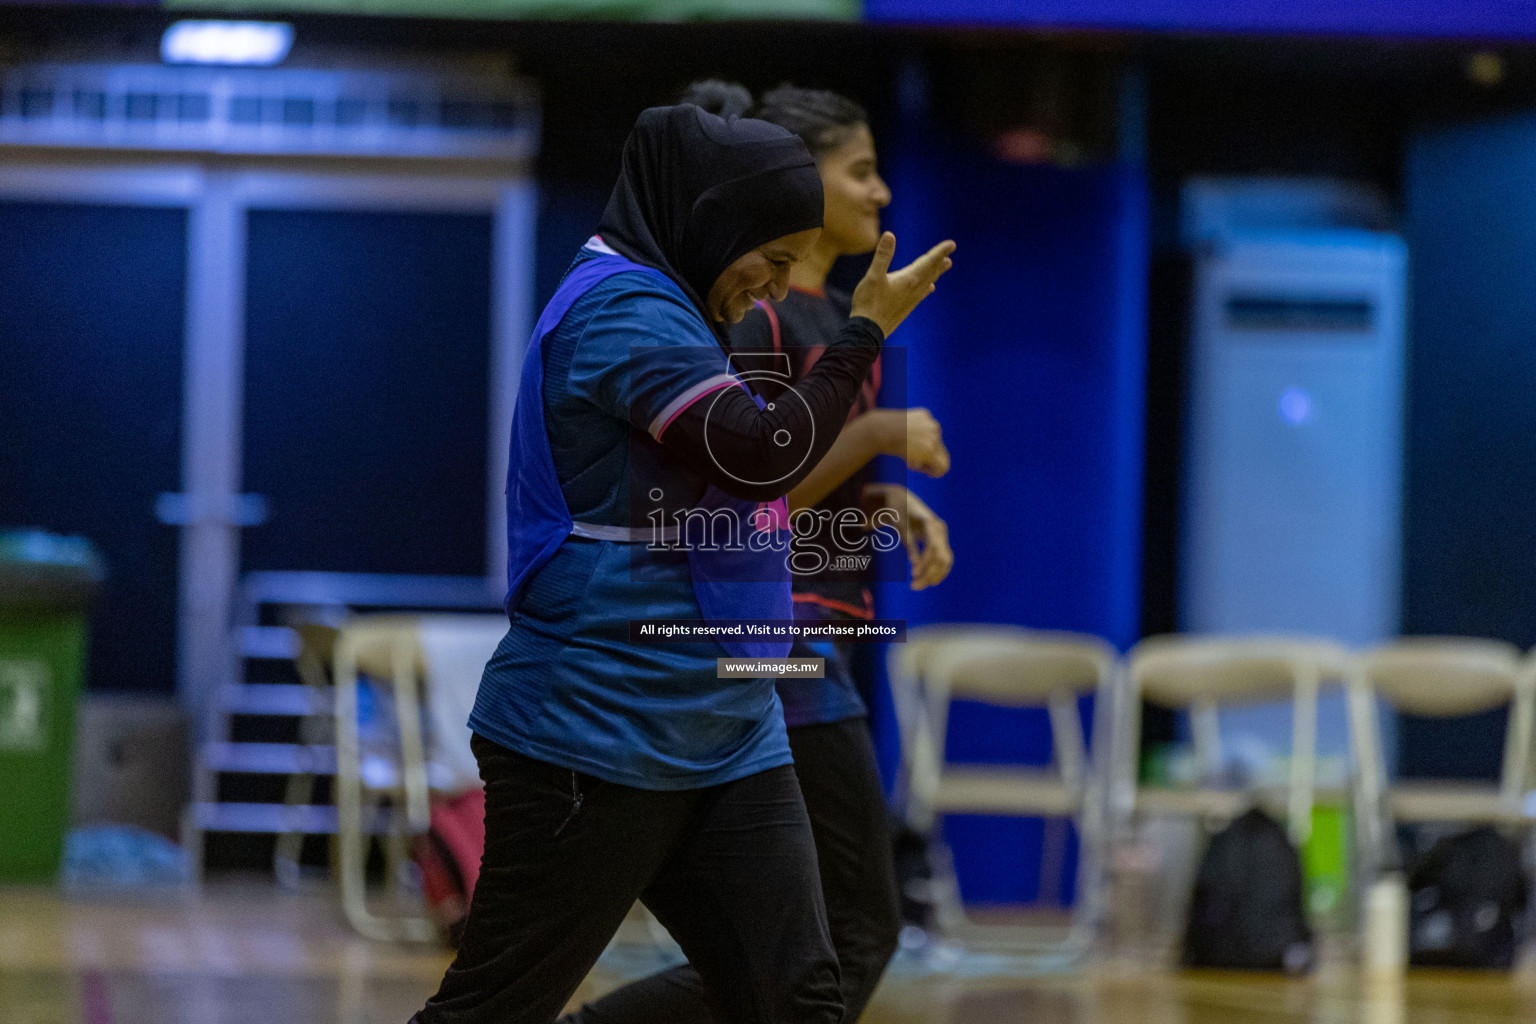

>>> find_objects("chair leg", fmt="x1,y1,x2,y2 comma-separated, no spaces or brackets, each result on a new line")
333,658,375,936
179,805,204,886
926,828,1097,959
1069,808,1109,961
276,668,331,887
384,808,413,901
926,837,973,938
334,646,436,943
274,770,314,889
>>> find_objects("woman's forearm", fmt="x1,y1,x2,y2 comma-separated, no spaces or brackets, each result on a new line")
786,412,893,511
660,317,883,501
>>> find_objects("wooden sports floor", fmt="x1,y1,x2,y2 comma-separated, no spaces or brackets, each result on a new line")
3,881,1535,1024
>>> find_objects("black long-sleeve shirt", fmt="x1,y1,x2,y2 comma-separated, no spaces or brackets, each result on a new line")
659,315,883,502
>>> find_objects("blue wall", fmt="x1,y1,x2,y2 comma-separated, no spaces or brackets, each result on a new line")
243,210,493,578
1399,112,1536,779
0,202,187,694
1404,113,1536,651
865,0,1536,39
873,125,1148,904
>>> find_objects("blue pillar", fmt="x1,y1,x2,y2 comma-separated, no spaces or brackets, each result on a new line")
871,84,1148,904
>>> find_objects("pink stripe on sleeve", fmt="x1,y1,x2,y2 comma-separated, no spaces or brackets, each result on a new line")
650,376,745,441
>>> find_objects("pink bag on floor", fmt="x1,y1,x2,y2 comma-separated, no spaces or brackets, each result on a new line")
412,786,485,948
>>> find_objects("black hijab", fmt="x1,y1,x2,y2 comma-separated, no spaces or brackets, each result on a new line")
596,104,824,335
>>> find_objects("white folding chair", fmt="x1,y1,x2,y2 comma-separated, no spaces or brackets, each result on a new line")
1346,636,1535,875
332,612,505,942
890,624,1117,951
888,623,1033,815
1111,635,1352,848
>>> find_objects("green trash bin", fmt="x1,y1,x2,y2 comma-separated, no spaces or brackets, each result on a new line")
0,530,104,882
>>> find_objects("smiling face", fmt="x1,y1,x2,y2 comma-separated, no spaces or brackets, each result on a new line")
705,227,822,323
815,124,890,257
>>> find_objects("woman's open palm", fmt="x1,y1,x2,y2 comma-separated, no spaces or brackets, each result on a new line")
850,232,956,337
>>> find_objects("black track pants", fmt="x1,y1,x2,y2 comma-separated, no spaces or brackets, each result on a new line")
409,734,843,1024
557,718,901,1024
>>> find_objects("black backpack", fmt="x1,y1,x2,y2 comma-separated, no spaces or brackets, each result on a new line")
1182,808,1315,973
1408,826,1528,969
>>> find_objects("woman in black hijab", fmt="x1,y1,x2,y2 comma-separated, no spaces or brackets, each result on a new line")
410,103,952,1024
597,102,826,327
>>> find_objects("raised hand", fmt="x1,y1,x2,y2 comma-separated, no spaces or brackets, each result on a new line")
849,232,956,338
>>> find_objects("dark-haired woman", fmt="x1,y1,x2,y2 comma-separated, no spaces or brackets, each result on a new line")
560,84,954,1024
409,103,952,1024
